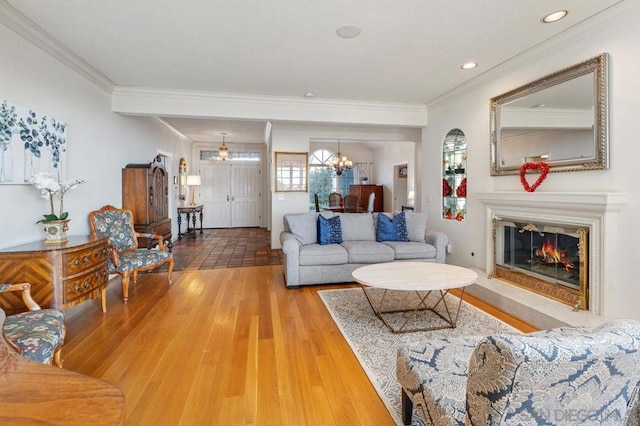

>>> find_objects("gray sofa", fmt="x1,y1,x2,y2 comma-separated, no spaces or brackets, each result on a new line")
279,211,449,288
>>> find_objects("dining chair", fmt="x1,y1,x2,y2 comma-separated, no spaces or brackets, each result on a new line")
343,194,360,213
88,205,174,303
0,282,66,367
328,192,342,207
366,192,376,213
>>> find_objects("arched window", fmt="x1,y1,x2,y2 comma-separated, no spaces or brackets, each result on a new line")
308,149,354,210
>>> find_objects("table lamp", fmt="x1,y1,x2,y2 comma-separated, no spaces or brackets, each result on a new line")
186,175,201,206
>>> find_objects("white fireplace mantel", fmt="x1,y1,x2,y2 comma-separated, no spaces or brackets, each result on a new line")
476,191,628,213
477,191,628,319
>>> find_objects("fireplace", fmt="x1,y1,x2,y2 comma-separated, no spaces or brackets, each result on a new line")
493,219,588,310
477,191,628,317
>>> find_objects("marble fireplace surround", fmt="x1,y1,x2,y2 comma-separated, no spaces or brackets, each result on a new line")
474,191,627,329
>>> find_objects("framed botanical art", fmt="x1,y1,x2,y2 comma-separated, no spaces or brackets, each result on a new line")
0,99,68,185
275,151,308,192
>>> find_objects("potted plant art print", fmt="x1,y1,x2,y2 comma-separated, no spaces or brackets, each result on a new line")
0,101,17,183
0,99,68,185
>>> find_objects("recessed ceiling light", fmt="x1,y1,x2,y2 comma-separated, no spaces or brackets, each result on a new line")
542,10,568,23
304,92,315,98
461,62,477,70
336,24,361,39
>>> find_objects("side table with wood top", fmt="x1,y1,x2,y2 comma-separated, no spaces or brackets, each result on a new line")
177,204,204,239
0,235,111,314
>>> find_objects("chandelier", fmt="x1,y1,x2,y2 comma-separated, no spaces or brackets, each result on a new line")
219,132,229,161
327,140,352,176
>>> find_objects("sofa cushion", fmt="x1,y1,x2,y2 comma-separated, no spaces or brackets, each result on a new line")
299,244,348,266
405,212,428,242
337,213,376,241
318,215,343,245
383,241,436,260
284,212,332,245
341,241,394,263
376,211,409,242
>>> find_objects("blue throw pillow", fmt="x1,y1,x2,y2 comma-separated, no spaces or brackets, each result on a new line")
317,215,343,245
376,212,410,242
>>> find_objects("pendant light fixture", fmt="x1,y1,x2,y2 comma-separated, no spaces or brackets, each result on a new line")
219,132,229,161
327,139,353,176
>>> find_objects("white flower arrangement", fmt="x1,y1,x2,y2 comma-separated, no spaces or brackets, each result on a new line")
29,172,85,223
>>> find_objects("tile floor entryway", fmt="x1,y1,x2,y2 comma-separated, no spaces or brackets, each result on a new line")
170,228,283,271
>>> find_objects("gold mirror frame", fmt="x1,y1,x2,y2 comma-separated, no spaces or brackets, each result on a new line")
490,53,609,175
178,158,188,202
275,152,308,192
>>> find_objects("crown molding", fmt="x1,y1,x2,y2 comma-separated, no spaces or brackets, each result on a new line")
112,87,429,127
113,86,428,113
426,0,634,110
152,117,194,142
0,0,116,93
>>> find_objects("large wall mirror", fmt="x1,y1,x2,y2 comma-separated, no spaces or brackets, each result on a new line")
178,158,188,203
490,53,609,175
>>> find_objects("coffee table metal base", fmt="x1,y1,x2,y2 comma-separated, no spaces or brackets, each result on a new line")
361,286,466,334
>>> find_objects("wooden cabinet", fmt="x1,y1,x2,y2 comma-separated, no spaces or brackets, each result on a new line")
349,184,384,212
122,155,172,250
0,236,110,315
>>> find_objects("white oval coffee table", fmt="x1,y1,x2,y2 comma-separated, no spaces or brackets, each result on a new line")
352,262,478,333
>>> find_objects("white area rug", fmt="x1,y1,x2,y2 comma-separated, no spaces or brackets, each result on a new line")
318,288,520,425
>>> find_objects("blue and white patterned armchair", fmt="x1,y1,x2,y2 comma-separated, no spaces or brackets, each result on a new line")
0,283,66,367
89,205,174,303
397,320,640,425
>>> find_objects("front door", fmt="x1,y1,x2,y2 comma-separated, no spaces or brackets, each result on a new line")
200,163,261,228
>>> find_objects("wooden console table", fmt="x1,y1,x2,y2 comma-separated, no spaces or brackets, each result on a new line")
177,205,204,239
0,309,126,424
0,235,111,314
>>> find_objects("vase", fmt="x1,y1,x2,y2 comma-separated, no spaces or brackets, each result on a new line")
0,143,13,183
43,219,70,244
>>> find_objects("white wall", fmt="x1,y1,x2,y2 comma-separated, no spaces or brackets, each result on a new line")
373,141,417,212
422,8,640,319
0,24,190,248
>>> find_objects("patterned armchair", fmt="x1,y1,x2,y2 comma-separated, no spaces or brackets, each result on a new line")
397,320,640,425
0,283,66,367
89,205,174,304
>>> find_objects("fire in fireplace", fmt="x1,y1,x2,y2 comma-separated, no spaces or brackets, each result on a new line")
493,219,589,310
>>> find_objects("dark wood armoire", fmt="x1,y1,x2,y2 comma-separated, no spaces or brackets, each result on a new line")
122,155,172,250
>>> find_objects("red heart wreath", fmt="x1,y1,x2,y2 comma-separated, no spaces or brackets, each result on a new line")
519,162,549,192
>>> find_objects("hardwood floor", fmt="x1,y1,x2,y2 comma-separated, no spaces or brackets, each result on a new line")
62,266,535,425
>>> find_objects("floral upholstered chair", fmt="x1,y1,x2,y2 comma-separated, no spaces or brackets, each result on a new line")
0,283,66,367
397,320,640,425
89,205,174,303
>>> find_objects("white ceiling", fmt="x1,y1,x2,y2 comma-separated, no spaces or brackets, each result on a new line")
4,0,625,142
162,117,268,144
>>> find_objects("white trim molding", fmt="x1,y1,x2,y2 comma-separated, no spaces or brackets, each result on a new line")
0,0,115,93
111,86,429,127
